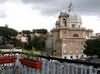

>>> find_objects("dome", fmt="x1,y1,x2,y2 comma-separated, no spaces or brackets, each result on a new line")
58,12,81,23
57,11,82,28
69,14,81,23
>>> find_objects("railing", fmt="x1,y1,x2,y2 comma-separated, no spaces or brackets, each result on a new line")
0,54,100,74
20,56,100,74
40,59,97,74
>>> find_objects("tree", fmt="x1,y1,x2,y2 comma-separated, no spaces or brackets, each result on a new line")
83,38,100,57
33,29,48,34
30,35,46,51
0,27,18,37
0,26,18,45
22,30,31,34
26,29,48,51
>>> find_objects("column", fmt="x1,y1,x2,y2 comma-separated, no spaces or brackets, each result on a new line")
89,66,93,74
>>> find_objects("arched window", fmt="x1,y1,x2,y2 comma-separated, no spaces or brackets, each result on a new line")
63,18,67,26
73,34,79,37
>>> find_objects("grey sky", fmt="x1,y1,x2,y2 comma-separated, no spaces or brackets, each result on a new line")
22,0,100,16
0,0,99,33
0,10,6,18
0,0,6,3
0,0,99,16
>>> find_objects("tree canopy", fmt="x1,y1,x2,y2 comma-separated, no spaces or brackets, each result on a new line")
0,26,18,37
29,35,46,51
0,27,47,51
0,26,18,46
83,38,100,57
33,29,48,34
22,30,31,34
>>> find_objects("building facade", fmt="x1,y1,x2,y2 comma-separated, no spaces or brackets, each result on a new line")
49,12,93,59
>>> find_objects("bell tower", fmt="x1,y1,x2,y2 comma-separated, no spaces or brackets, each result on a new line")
56,12,69,28
56,2,74,29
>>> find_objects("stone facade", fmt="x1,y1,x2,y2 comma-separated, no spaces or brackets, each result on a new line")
50,12,93,59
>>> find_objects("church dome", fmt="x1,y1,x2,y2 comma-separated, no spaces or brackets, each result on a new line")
57,11,82,28
69,13,81,23
59,11,81,24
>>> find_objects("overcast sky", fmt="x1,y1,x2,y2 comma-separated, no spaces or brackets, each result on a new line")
0,0,100,33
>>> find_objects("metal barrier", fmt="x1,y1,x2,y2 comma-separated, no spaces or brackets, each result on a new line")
20,56,100,74
40,59,98,74
0,55,100,74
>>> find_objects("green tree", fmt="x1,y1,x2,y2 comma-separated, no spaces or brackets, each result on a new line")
0,26,18,45
25,29,48,51
30,35,46,51
83,38,100,57
0,26,18,37
22,30,31,34
33,29,47,34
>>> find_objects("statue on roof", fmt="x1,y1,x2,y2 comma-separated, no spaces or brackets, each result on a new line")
68,2,72,12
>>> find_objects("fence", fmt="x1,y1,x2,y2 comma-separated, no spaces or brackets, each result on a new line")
0,55,100,74
20,56,100,74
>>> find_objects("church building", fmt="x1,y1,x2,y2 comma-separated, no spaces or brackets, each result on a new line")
46,3,93,59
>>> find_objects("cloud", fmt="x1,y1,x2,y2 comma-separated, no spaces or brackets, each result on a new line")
0,0,99,32
0,0,7,3
22,0,68,16
22,0,53,4
22,0,100,16
0,11,6,18
72,0,100,15
0,5,6,18
0,0,99,16
0,0,22,3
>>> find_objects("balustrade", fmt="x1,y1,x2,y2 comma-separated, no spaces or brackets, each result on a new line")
0,55,99,74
